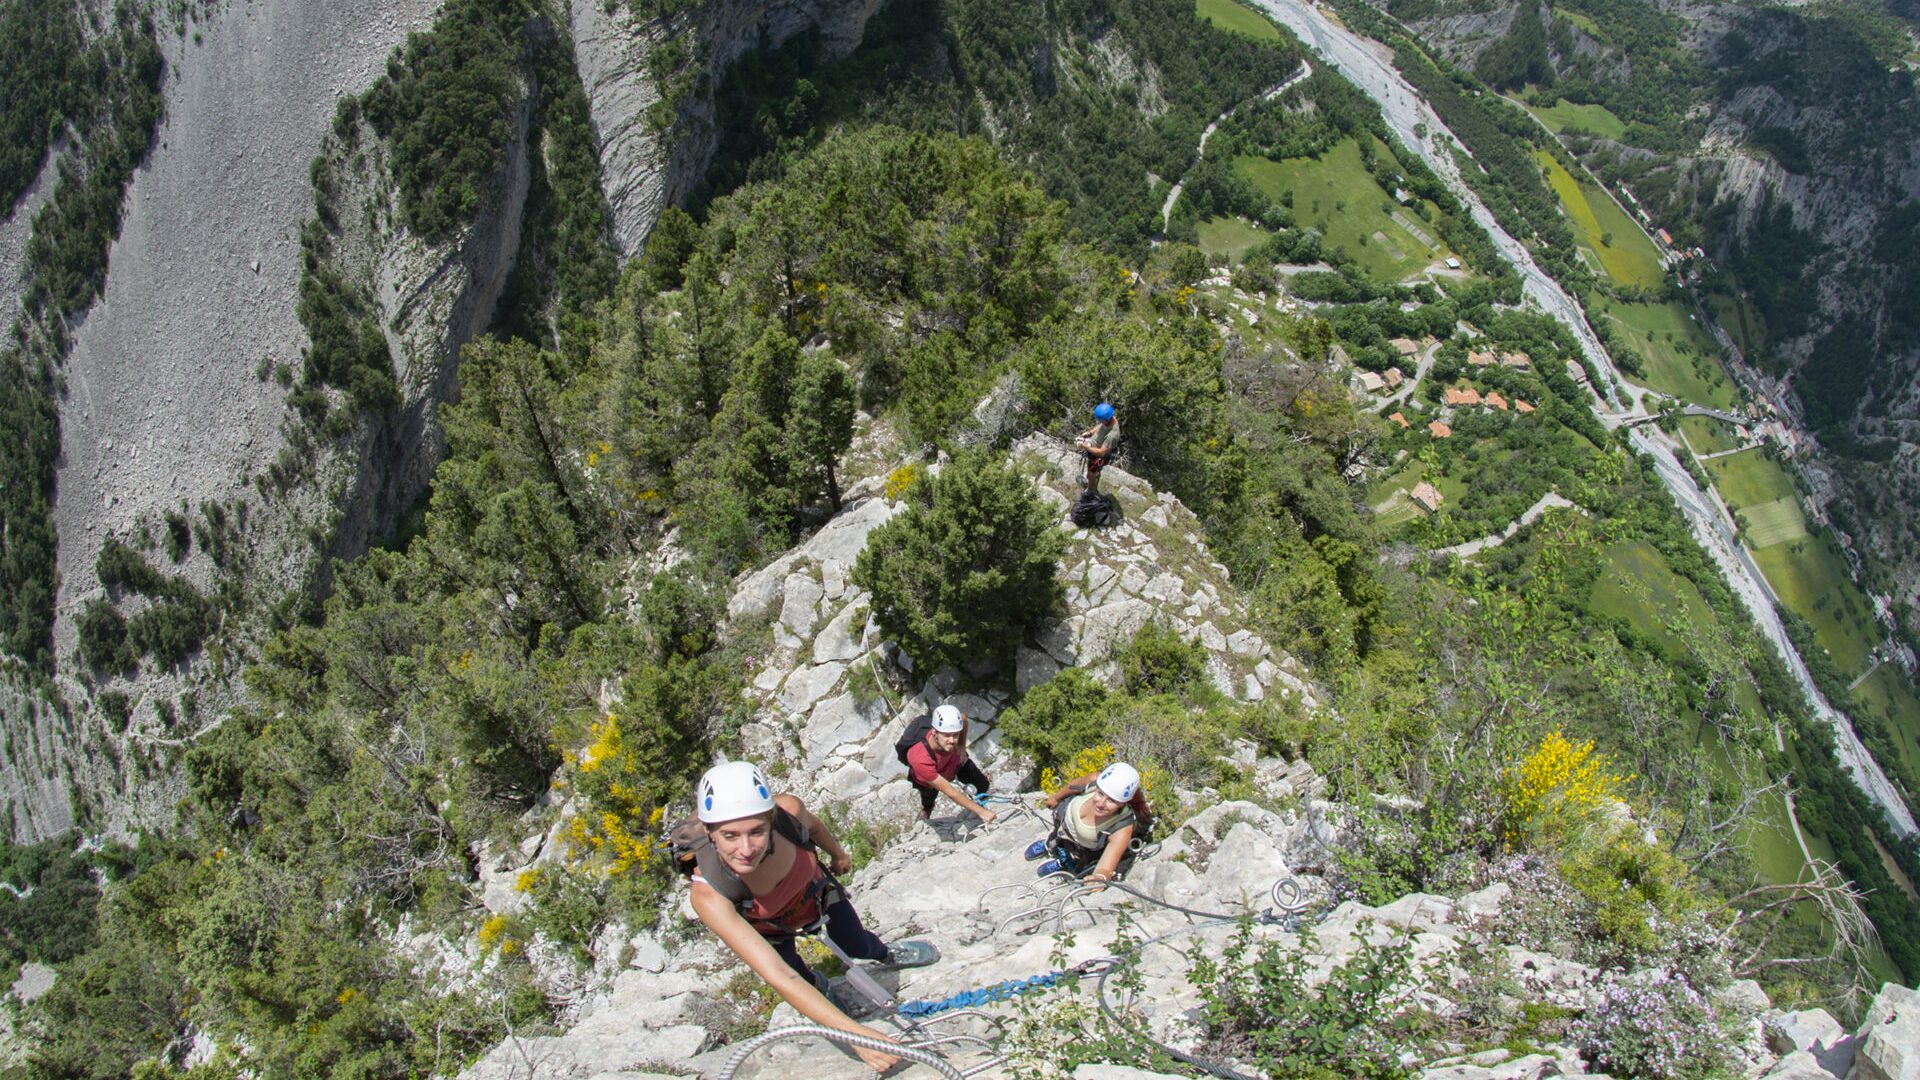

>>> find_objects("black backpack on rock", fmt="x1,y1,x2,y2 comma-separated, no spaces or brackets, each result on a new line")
1071,491,1118,527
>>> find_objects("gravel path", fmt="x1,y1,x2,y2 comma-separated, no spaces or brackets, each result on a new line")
52,0,440,657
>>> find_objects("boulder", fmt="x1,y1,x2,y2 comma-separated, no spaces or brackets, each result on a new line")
1762,1050,1843,1079
778,662,846,714
1202,822,1291,910
1077,598,1157,662
1852,983,1920,1080
806,497,898,567
802,693,888,763
728,550,802,621
810,603,867,663
1764,1008,1854,1077
1016,646,1061,694
1456,881,1512,922
1226,629,1268,657
1716,978,1771,1017
778,571,824,639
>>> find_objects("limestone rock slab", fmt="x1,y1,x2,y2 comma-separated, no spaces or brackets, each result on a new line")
779,662,845,713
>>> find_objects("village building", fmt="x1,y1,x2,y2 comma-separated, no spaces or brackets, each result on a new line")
1357,371,1387,393
1444,386,1482,407
1385,366,1405,388
1499,351,1532,370
1410,482,1444,513
1486,392,1509,411
1515,399,1536,414
1468,350,1496,367
1390,337,1420,358
1428,420,1453,438
1565,359,1589,384
1389,412,1409,428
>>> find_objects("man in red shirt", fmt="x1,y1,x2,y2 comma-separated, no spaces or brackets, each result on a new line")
906,704,998,825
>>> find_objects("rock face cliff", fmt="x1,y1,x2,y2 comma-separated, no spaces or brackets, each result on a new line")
0,0,444,842
0,0,894,843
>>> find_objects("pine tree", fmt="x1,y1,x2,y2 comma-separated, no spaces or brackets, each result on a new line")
853,450,1066,672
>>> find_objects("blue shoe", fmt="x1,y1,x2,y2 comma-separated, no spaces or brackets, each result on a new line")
1024,839,1049,861
1038,859,1066,877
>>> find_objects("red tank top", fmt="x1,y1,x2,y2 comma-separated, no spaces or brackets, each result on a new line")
741,845,825,932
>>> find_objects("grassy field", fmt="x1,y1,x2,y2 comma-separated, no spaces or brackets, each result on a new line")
1534,151,1664,289
1197,216,1270,261
1235,138,1454,282
1743,497,1809,548
1589,540,1820,887
1855,664,1920,791
1592,297,1740,409
1527,98,1628,140
1196,0,1284,40
1753,534,1878,675
1704,447,1797,509
1591,540,1718,656
1678,414,1741,456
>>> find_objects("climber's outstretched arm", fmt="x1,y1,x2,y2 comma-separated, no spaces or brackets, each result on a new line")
690,881,900,1072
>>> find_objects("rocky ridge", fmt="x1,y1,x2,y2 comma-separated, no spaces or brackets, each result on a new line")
448,441,1920,1080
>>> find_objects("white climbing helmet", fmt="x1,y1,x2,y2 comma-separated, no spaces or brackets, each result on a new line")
1095,762,1141,803
696,760,776,823
932,704,965,733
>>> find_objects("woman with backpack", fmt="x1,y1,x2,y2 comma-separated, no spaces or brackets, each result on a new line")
1024,761,1152,883
682,761,938,1073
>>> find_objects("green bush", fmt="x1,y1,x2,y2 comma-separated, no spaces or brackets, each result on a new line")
1000,667,1117,770
76,599,135,675
1192,920,1429,1079
853,450,1066,673
126,593,214,669
1115,620,1212,696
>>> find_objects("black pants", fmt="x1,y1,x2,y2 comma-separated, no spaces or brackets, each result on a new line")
913,760,991,815
770,898,890,981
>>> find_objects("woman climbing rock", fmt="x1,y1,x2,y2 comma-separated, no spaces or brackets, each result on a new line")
1025,761,1153,882
677,761,939,1073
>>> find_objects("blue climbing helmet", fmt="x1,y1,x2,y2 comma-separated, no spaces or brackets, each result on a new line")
1093,402,1115,422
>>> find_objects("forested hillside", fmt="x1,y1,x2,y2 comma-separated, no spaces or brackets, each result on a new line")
6,0,1920,1075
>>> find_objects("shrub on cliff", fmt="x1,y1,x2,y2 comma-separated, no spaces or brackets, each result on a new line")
854,450,1065,673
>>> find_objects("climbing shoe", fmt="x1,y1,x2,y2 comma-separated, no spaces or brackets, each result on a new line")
881,940,940,968
1023,839,1049,861
1037,859,1068,878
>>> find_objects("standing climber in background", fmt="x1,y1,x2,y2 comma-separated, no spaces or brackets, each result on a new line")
678,761,939,1073
1025,761,1153,882
897,703,998,826
1075,402,1120,494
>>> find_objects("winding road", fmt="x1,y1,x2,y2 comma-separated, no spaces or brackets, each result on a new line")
1161,60,1315,230
1250,0,1917,838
